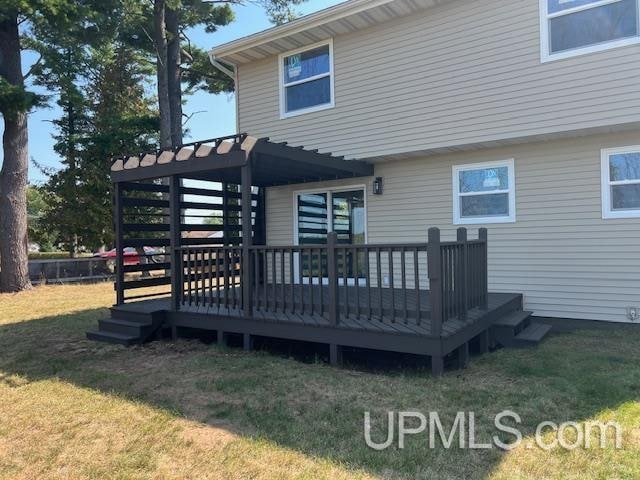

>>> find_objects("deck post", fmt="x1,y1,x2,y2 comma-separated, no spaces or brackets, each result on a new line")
329,344,343,366
478,330,490,354
457,342,469,369
327,232,340,325
427,227,443,338
218,330,226,346
479,228,489,309
241,158,253,319
431,355,444,377
114,182,125,305
243,333,253,351
457,227,468,320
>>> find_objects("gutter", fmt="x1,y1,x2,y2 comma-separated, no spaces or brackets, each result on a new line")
208,52,240,134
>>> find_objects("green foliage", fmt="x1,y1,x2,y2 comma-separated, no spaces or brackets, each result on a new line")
35,6,159,250
256,0,308,25
41,42,158,251
0,0,92,118
203,215,223,225
0,78,44,117
27,184,58,250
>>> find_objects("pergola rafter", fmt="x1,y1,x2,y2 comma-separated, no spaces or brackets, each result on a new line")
110,133,374,186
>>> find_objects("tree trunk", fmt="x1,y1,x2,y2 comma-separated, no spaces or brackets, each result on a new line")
166,6,183,147
0,14,32,292
65,70,79,257
154,0,171,149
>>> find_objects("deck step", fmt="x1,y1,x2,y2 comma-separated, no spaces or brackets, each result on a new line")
86,329,140,346
98,318,153,336
110,307,160,323
493,310,533,328
512,323,552,347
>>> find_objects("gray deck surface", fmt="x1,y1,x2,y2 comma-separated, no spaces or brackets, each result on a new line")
121,286,519,338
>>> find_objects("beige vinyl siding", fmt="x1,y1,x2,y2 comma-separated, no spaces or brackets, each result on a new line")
238,0,640,159
265,131,640,323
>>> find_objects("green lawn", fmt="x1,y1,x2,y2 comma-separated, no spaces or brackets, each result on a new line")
0,283,639,479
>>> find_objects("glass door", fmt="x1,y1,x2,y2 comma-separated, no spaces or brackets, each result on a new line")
331,190,365,281
295,188,365,283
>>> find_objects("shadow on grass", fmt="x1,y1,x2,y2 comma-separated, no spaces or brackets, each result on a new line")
1,308,639,479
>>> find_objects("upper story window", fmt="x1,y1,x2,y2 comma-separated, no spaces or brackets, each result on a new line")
452,159,516,225
601,146,640,218
279,40,334,118
540,0,640,61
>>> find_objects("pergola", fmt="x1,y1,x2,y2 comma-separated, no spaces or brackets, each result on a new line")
110,133,374,306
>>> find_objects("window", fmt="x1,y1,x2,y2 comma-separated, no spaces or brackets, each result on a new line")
540,0,640,61
452,160,516,224
601,146,640,218
279,41,334,118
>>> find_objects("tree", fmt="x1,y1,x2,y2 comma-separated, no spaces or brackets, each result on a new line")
73,43,157,250
0,9,31,291
0,1,77,292
149,0,308,148
28,1,125,256
23,0,156,254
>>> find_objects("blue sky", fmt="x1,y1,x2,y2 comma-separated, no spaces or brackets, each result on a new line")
2,0,344,184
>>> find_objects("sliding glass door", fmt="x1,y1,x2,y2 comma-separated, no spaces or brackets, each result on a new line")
295,188,366,281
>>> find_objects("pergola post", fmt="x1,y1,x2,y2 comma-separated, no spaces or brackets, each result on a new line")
222,182,229,245
241,156,253,319
114,182,124,305
169,175,182,320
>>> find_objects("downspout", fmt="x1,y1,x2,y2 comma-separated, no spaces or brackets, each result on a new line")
208,52,240,134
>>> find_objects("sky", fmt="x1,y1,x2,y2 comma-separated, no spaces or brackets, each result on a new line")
1,0,345,184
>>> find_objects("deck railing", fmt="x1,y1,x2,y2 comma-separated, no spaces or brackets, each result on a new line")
175,227,488,336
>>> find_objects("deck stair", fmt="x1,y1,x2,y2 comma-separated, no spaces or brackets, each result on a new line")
490,310,551,348
86,303,167,345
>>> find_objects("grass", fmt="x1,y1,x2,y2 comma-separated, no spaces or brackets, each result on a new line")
1,283,639,479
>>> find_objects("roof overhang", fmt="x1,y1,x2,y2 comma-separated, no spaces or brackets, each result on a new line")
210,0,444,65
110,134,374,186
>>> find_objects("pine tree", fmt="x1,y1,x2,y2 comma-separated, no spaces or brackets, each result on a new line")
0,0,80,292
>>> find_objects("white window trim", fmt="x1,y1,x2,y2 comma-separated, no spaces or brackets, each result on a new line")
279,39,335,119
601,145,640,219
452,159,516,225
539,0,640,62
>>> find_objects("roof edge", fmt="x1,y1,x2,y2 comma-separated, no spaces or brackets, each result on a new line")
210,0,396,60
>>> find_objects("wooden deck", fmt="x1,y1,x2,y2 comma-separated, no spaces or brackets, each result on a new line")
178,284,519,338
112,287,523,363
100,139,518,375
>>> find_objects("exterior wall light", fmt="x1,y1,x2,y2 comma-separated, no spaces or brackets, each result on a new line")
373,177,383,195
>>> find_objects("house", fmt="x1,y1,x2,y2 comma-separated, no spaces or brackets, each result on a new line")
88,0,640,374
